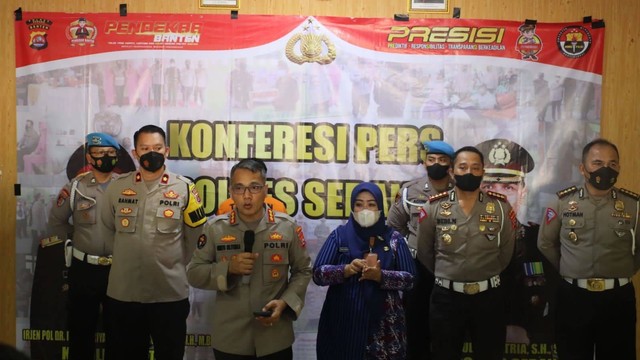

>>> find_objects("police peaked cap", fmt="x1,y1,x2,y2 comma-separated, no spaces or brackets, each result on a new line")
475,138,534,183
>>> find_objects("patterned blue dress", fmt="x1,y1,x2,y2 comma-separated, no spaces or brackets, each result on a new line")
313,226,416,360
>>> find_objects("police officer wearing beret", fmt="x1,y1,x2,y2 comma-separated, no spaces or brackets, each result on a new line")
187,158,312,360
417,146,516,360
387,140,454,360
49,132,120,360
476,138,559,345
100,125,207,360
538,139,640,360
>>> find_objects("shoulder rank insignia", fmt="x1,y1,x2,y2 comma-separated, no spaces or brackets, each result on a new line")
556,186,578,199
429,191,449,203
620,188,640,201
486,191,507,201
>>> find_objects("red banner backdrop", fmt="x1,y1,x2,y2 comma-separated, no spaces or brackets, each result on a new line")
15,12,604,360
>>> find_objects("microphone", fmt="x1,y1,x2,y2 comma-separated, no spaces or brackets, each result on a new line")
242,230,255,284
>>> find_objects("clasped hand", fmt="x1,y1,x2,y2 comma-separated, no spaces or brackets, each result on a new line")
344,258,381,282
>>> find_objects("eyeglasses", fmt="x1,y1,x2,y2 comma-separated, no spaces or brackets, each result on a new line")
89,149,118,157
231,184,266,195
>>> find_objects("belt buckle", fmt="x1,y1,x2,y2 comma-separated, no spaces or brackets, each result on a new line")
586,278,605,292
98,256,112,266
463,283,480,295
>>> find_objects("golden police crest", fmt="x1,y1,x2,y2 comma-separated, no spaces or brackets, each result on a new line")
286,19,336,65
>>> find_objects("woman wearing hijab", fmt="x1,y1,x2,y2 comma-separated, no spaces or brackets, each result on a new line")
313,182,416,360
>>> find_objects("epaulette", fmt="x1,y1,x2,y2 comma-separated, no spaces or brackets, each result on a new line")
429,191,449,203
620,188,640,201
210,213,229,223
118,171,135,179
556,186,578,199
177,175,194,184
72,171,91,181
486,191,507,202
274,211,295,222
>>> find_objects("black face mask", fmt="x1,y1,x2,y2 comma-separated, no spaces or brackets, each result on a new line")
90,155,118,173
454,173,483,192
139,151,165,172
427,163,450,180
587,166,618,190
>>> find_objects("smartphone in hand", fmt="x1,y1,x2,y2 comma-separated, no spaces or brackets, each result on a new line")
253,310,273,317
366,253,378,267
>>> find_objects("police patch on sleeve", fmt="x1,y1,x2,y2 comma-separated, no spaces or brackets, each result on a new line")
545,208,557,224
295,226,306,248
56,188,70,207
418,207,428,223
197,234,207,249
184,183,207,228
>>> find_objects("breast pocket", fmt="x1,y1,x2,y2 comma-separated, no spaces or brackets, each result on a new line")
262,247,290,284
115,205,138,233
75,199,96,225
479,223,502,244
561,216,585,242
610,218,633,240
156,207,182,234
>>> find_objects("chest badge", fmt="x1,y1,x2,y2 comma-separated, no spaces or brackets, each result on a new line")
568,201,578,212
486,202,495,214
442,234,452,245
164,190,179,199
614,200,625,212
568,231,578,243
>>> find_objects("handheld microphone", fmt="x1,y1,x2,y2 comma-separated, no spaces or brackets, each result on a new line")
242,230,255,284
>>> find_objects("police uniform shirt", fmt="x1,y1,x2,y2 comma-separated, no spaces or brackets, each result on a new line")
537,186,640,278
387,175,454,250
187,207,312,357
100,170,206,303
49,171,118,256
417,190,516,281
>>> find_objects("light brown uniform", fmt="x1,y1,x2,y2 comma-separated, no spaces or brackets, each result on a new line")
187,207,311,357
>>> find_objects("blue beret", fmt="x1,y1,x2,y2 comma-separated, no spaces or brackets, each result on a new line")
423,140,454,159
86,132,119,149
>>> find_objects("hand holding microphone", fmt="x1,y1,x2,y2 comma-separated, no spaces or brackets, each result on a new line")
241,230,256,284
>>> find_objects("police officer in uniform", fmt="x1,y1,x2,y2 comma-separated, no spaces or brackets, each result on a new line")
476,138,559,345
49,132,120,360
387,140,454,360
417,146,516,360
538,139,639,360
187,158,311,360
100,125,207,360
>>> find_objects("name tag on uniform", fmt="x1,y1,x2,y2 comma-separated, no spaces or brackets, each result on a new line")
338,247,349,253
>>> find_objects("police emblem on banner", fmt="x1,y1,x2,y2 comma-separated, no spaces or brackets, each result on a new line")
286,19,336,65
26,18,52,50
